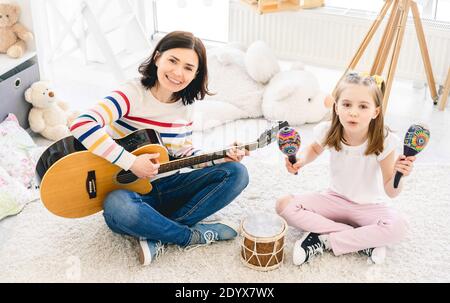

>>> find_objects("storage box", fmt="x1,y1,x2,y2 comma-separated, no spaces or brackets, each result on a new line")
0,59,40,129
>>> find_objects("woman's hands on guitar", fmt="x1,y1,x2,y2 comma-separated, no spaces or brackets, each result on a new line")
225,142,249,162
130,153,160,179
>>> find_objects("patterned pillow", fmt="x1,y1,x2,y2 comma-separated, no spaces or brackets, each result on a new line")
0,166,38,220
0,114,38,188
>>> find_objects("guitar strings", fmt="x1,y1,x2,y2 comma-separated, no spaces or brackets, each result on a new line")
116,142,259,183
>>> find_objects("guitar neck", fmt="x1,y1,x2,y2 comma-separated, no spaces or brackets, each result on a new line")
158,142,258,174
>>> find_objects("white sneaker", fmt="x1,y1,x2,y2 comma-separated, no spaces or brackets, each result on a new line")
359,247,386,264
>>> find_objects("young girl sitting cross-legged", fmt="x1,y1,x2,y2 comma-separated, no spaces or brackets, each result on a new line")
276,72,415,265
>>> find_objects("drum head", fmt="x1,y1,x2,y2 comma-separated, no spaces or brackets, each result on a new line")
242,213,285,238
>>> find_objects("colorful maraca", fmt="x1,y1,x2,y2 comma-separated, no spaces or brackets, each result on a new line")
277,127,301,175
393,124,430,188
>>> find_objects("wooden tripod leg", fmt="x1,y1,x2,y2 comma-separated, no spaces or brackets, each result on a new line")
371,0,401,75
382,0,411,113
332,0,393,96
411,1,439,104
439,68,450,111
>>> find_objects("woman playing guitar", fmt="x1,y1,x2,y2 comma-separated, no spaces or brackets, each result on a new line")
69,31,249,266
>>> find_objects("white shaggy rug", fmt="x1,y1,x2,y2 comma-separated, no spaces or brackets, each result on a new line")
1,147,449,282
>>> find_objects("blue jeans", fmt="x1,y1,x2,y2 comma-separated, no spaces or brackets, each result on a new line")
103,162,249,247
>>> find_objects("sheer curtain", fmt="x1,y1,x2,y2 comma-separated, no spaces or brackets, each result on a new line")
30,0,154,81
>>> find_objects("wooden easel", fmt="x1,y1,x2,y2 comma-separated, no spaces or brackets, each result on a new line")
333,0,438,113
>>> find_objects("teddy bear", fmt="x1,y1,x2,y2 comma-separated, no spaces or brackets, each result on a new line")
0,2,33,58
193,40,332,131
25,81,79,141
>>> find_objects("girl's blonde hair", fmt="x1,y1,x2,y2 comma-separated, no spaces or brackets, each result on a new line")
323,72,387,156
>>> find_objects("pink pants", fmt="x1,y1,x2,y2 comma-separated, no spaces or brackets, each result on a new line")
279,191,408,256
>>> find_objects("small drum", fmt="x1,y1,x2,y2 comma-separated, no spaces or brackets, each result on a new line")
240,213,288,271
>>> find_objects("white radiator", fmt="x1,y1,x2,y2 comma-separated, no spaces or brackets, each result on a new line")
229,2,450,84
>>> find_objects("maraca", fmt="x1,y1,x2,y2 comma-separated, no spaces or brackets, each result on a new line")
393,124,430,188
277,127,301,175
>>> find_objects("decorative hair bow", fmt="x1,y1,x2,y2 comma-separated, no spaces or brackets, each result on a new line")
359,72,384,90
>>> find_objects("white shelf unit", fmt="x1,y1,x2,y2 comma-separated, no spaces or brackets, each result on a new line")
0,51,37,76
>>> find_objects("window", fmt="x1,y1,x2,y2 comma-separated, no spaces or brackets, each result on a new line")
325,0,385,13
153,0,229,42
325,0,450,23
436,0,450,22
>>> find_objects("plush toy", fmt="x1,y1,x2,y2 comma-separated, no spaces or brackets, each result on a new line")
193,40,332,130
192,43,266,131
261,66,334,125
244,40,280,84
245,41,333,125
0,2,33,58
25,81,78,141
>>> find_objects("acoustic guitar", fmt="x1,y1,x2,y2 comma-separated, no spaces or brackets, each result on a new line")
36,121,288,219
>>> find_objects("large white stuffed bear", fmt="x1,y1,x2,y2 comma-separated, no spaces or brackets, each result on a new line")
25,81,78,141
261,66,334,125
193,43,267,131
245,41,334,125
193,40,332,130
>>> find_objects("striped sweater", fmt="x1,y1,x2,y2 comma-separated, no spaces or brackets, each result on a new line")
70,79,208,172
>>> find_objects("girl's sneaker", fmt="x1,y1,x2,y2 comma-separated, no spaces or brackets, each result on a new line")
293,232,325,265
359,247,386,264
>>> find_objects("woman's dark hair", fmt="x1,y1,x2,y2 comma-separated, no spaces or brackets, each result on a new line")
139,31,211,105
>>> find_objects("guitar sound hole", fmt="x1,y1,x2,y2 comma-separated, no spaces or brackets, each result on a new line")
116,170,139,185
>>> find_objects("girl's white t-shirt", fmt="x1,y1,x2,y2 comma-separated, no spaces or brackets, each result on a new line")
314,121,400,204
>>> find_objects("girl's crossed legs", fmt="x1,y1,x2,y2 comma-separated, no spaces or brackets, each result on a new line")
276,190,408,256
